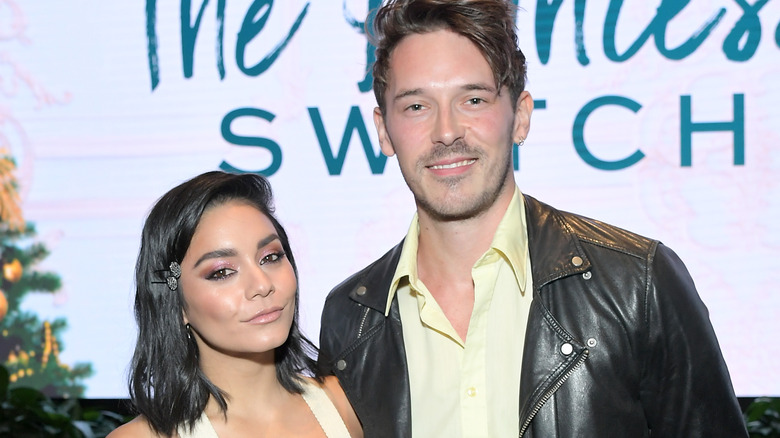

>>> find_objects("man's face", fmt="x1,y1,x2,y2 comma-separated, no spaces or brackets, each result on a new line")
374,29,532,222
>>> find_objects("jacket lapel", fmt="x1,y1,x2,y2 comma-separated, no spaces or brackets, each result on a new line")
339,243,411,437
518,195,591,435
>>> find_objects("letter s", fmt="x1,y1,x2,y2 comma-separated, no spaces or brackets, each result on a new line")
220,107,282,176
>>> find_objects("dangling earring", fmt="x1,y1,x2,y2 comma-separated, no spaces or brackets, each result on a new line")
185,323,192,340
516,138,525,147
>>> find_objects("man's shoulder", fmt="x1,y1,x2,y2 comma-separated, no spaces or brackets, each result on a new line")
524,194,658,259
325,240,404,301
319,240,405,363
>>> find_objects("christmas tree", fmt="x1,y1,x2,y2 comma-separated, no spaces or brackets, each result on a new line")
0,149,93,398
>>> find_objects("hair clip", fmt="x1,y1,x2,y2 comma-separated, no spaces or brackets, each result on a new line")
153,261,181,291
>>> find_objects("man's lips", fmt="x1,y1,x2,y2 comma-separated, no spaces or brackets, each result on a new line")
428,158,476,170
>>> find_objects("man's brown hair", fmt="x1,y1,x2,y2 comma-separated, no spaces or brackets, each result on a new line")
370,0,527,113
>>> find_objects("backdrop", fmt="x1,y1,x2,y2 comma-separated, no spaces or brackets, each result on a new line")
2,0,778,398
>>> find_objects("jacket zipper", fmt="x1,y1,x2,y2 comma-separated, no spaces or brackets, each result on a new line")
518,349,589,437
357,306,370,338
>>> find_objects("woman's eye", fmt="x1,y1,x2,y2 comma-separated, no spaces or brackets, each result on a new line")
207,268,234,280
260,252,286,265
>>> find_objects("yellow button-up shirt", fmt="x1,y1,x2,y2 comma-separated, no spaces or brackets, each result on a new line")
384,187,533,437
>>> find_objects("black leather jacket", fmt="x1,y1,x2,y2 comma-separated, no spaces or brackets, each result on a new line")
318,195,747,437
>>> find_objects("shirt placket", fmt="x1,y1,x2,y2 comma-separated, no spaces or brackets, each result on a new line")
460,254,499,437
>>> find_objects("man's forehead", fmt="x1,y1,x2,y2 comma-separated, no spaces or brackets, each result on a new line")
385,30,495,91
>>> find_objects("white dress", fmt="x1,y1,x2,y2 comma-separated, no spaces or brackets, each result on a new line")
177,379,352,438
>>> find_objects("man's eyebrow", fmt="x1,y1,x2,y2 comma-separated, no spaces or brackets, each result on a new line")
393,83,498,102
393,88,423,102
462,83,497,93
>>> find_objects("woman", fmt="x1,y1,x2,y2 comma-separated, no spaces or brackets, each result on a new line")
109,171,362,437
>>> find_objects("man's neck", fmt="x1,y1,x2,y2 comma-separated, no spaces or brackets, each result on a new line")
415,184,515,285
414,184,516,341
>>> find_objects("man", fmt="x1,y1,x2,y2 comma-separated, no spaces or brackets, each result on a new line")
318,0,747,436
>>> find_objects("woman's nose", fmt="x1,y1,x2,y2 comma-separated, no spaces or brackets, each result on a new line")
246,265,274,299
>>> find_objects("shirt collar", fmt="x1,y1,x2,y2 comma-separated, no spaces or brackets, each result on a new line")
384,187,529,316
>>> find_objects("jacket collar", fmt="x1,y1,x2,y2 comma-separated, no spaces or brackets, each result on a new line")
523,194,592,289
347,194,591,312
348,242,404,313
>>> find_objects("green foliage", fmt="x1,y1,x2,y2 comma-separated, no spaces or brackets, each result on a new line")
0,365,128,438
1,220,92,397
746,397,780,437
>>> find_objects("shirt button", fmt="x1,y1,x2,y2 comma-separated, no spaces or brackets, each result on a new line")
356,286,367,296
572,256,583,267
582,271,592,280
336,359,347,370
466,387,477,397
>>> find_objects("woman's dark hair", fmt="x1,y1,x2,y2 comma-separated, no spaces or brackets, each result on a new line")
129,171,317,435
370,0,527,114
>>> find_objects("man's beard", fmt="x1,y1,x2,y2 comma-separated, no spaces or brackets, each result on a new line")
403,140,513,222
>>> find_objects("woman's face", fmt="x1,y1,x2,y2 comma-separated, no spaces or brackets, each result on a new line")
179,200,297,360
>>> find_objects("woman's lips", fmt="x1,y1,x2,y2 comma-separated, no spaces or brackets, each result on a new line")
245,307,283,324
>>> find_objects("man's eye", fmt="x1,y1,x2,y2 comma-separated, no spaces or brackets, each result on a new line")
467,97,485,105
406,104,423,111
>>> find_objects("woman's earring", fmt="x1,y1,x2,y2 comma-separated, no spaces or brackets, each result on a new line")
185,323,192,340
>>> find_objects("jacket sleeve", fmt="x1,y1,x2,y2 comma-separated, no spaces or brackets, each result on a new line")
640,243,747,436
317,289,348,377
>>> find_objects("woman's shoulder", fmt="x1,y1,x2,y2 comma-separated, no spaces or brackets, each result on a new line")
107,416,167,438
308,375,363,438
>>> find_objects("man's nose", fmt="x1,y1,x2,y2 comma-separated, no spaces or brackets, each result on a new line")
431,106,464,146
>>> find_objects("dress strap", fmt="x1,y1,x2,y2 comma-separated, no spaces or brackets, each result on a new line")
300,378,352,438
176,411,219,438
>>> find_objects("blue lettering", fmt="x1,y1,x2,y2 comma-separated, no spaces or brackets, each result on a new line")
573,95,644,170
308,106,387,175
535,0,777,64
723,0,768,61
574,0,588,65
237,1,309,76
535,0,563,65
680,94,745,166
536,0,589,65
145,0,160,90
220,108,282,176
145,0,308,90
216,0,226,79
776,14,780,47
180,0,225,80
604,0,725,62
